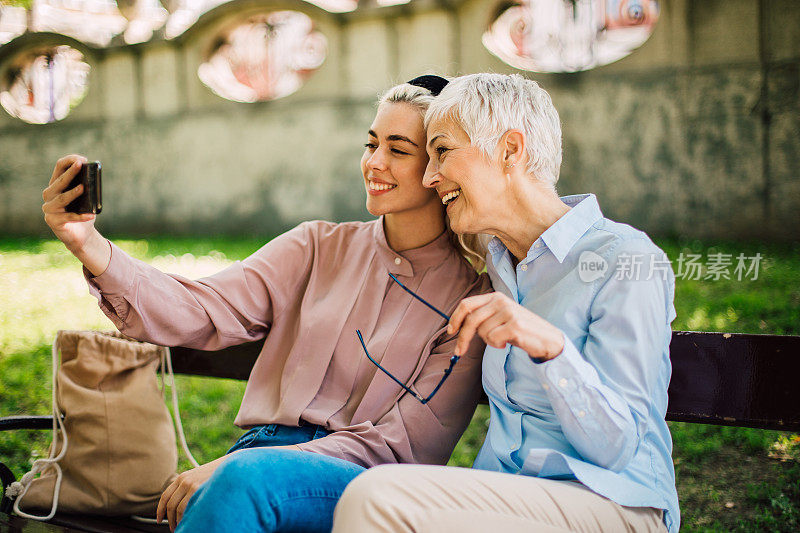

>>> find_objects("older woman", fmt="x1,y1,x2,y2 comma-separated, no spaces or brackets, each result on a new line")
332,73,679,533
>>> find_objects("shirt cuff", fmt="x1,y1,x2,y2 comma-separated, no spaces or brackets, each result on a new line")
531,334,595,400
84,241,137,295
83,241,137,327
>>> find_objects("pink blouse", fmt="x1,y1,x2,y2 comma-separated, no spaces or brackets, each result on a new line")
86,218,491,467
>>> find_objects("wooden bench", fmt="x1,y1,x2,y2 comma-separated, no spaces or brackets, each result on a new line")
2,330,799,532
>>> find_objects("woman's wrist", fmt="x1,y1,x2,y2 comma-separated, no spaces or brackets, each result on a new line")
72,229,112,277
529,328,565,363
544,329,565,361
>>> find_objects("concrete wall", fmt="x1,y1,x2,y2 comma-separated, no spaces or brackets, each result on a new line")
0,0,798,240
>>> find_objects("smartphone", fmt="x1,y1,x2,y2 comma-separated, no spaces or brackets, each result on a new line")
65,161,102,214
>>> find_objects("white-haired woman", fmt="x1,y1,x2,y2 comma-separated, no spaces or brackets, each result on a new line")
332,73,679,533
41,77,490,533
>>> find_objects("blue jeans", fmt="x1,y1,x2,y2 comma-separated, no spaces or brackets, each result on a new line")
177,424,366,533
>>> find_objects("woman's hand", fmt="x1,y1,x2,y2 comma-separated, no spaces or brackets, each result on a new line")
157,456,227,531
42,155,111,275
43,155,95,250
157,445,302,531
448,292,564,362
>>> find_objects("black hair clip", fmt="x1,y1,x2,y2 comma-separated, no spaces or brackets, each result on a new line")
407,75,449,96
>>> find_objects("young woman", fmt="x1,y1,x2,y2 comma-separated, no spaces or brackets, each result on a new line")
41,79,490,533
333,73,678,533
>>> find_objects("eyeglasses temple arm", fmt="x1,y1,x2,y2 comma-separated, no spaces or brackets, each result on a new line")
388,273,451,321
420,356,460,405
357,330,425,403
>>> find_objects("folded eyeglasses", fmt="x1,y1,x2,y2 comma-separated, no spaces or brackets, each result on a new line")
356,273,459,405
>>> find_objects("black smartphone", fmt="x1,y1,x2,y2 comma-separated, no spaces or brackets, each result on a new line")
65,161,102,214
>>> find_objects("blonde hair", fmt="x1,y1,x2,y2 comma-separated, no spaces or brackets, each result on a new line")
449,232,488,273
378,82,488,272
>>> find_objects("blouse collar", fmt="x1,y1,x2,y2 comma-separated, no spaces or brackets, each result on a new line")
371,216,455,277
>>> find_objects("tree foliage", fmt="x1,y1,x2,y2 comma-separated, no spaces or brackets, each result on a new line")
1,0,34,10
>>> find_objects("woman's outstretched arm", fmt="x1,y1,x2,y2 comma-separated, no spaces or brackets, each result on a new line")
43,154,315,350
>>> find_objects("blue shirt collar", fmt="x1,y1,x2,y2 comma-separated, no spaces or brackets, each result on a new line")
540,194,603,263
487,193,604,264
487,235,506,257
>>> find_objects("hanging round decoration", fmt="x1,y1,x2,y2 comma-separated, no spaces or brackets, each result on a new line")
483,0,660,73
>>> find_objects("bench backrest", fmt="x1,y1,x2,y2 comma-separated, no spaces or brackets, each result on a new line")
169,331,800,432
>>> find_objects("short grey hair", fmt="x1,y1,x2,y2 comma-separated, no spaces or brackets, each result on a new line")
425,73,563,188
379,83,436,116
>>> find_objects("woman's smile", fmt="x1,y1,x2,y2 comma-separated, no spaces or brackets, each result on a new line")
440,188,462,207
367,178,397,195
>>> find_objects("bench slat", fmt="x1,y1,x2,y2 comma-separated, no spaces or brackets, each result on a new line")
0,511,168,532
0,416,57,432
169,331,800,432
170,342,259,381
666,331,800,431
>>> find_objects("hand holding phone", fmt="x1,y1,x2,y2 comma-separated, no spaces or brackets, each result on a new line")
43,155,110,275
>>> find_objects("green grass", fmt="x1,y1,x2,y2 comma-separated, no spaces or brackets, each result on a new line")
1,236,798,531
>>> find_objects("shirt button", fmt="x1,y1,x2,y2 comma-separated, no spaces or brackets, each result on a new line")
578,410,586,418
394,258,401,265
520,264,528,271
558,378,568,388
543,383,550,391
534,243,541,249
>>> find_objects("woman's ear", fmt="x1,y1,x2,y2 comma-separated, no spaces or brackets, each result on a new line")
499,130,525,171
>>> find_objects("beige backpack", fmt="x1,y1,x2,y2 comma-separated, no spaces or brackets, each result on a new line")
9,330,198,520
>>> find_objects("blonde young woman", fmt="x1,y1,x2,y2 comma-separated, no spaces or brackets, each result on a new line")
333,73,679,533
41,77,490,533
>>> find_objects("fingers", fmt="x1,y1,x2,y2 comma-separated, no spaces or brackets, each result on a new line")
42,182,84,217
448,293,498,335
43,162,83,203
50,155,86,186
71,213,96,222
454,299,501,355
481,322,516,351
44,210,94,224
157,479,179,524
159,472,206,531
476,312,512,349
449,290,563,361
176,497,190,526
166,485,187,531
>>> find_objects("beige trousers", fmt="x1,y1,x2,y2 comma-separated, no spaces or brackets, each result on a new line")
332,464,667,533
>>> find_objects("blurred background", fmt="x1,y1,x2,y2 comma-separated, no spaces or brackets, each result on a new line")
1,0,798,531
0,0,797,240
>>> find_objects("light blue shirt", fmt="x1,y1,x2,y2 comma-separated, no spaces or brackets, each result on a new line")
473,194,679,533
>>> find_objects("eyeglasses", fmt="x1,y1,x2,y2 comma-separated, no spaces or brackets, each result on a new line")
356,273,459,405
